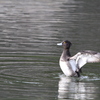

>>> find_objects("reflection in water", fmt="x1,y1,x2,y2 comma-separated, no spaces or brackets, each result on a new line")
58,75,97,100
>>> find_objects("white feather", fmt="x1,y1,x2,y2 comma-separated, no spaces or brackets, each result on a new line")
71,51,100,69
69,60,77,72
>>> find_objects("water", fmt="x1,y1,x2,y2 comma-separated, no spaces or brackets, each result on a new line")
0,0,100,100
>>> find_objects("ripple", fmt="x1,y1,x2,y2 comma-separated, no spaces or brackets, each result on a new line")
80,75,100,81
21,81,43,85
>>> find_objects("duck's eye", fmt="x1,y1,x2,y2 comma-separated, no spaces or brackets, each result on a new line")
63,42,66,44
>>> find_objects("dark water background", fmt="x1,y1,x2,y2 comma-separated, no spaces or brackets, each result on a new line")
0,0,100,100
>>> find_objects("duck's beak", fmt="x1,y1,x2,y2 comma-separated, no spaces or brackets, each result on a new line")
57,42,62,46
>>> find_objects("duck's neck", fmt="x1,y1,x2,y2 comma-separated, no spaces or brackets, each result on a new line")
60,49,71,61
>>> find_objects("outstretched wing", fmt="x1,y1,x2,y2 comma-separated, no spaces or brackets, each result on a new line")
70,50,100,69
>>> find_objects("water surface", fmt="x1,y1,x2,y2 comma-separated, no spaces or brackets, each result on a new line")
0,0,100,100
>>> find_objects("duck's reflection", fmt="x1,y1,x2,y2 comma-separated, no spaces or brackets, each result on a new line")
58,75,97,100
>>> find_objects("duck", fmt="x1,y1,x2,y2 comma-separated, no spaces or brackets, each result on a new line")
57,40,100,77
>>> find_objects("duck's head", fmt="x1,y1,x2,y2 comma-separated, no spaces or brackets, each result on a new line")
57,40,72,49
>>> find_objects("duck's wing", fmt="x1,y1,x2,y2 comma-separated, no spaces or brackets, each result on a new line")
70,50,100,69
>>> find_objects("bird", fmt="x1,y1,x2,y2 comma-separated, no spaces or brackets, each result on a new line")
57,40,100,77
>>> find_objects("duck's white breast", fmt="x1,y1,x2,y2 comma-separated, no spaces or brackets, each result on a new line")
59,60,76,76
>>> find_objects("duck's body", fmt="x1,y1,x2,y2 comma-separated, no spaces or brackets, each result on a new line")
57,40,100,77
59,49,77,76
